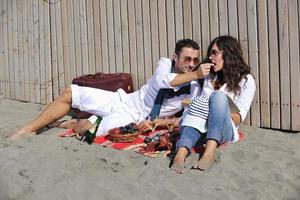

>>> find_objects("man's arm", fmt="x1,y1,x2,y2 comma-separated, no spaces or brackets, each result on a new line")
170,63,213,87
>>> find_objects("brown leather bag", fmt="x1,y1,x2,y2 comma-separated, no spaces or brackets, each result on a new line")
71,72,134,119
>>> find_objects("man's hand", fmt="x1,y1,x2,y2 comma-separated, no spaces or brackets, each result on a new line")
196,63,214,78
137,120,156,133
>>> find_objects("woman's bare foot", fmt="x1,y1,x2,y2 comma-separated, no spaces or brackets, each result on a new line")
193,151,216,171
59,119,92,135
7,128,37,141
171,147,190,174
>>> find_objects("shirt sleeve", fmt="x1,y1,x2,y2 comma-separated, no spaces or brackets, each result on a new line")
149,57,178,91
235,74,256,122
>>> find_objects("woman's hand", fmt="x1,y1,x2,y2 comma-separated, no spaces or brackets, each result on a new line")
231,112,241,126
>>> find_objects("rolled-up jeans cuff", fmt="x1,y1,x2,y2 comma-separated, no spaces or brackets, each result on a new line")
176,138,194,155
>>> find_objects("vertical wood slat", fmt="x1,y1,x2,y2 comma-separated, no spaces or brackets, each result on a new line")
200,0,210,56
135,0,145,88
150,0,159,73
50,0,59,98
7,0,14,99
3,0,10,99
99,0,109,73
22,0,30,102
106,0,116,73
183,0,192,39
288,0,300,130
228,0,238,38
93,0,102,73
113,0,123,73
237,0,250,125
0,0,3,98
142,0,153,82
128,0,138,89
33,0,40,103
120,0,130,73
247,0,260,127
12,0,19,100
174,0,183,40
67,0,77,81
191,0,202,58
278,0,290,130
268,0,281,129
73,0,83,76
257,0,270,127
218,0,228,36
209,0,219,40
158,0,168,58
39,0,45,104
17,0,24,101
80,0,89,75
166,0,175,56
43,0,52,104
28,0,34,102
61,0,71,86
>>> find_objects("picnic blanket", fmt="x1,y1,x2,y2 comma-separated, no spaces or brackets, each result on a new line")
58,129,245,158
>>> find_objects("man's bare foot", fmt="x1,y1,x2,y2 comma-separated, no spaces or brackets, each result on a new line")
59,119,92,135
7,128,37,141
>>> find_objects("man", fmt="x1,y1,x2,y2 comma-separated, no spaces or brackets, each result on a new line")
9,39,212,139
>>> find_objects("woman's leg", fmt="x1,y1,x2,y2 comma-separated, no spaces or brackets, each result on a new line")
195,91,233,170
172,126,202,174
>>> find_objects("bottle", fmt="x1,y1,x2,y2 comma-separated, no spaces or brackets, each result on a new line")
81,116,102,144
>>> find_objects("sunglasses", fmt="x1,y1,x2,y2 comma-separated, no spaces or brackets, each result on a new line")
180,56,200,65
210,49,223,57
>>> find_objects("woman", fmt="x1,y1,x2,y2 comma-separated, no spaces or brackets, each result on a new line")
172,35,256,174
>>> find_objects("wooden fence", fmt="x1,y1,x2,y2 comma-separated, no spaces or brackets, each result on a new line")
0,0,299,131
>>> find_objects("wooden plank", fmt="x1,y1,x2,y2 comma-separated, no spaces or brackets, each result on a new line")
120,0,130,73
93,0,103,72
257,0,270,127
209,0,219,40
9,0,16,100
1,1,10,99
106,0,116,73
17,0,24,101
174,0,183,40
166,0,175,56
43,0,52,103
135,0,145,88
191,0,202,58
267,0,280,129
278,0,290,130
86,0,96,74
33,0,40,103
27,0,35,102
218,0,228,35
61,0,71,86
22,0,30,102
99,0,109,73
73,0,83,76
288,0,300,131
200,0,210,57
237,0,250,125
228,0,238,38
128,0,138,89
55,0,65,93
183,0,192,39
50,0,59,98
79,0,89,75
13,0,20,100
39,0,46,104
158,0,168,57
113,0,123,73
142,0,153,82
150,0,159,73
0,0,4,98
247,0,260,127
66,0,76,80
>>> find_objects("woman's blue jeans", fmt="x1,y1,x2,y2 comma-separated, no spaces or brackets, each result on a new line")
176,91,234,154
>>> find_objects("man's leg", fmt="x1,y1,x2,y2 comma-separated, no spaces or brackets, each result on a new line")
8,87,73,140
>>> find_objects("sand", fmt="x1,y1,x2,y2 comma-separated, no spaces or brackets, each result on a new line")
0,99,299,200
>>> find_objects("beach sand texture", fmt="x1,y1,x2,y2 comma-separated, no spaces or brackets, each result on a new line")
0,99,299,200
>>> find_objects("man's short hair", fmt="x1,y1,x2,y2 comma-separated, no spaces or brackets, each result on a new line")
175,39,200,55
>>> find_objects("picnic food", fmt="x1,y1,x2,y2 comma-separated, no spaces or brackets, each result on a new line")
106,123,140,142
